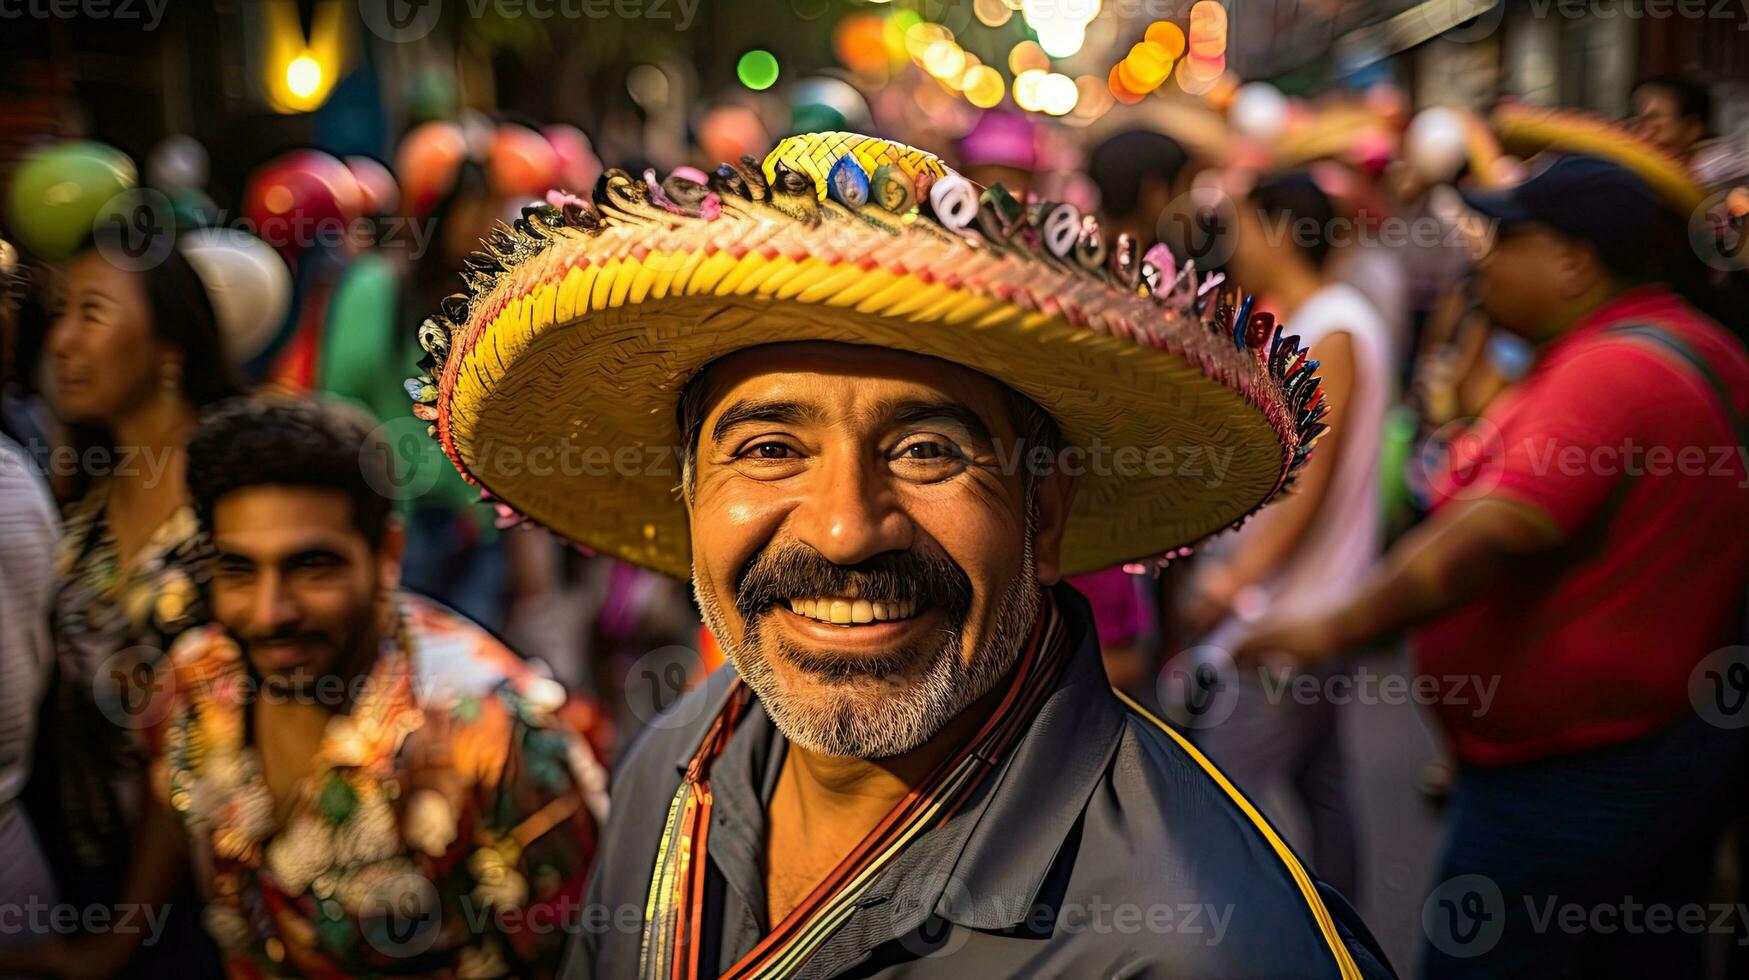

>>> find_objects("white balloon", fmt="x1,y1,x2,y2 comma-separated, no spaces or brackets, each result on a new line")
146,134,208,192
790,77,873,132
1406,108,1470,184
1230,83,1290,142
178,228,291,364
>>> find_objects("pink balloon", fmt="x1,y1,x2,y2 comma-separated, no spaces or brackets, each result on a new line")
542,124,601,193
345,155,400,215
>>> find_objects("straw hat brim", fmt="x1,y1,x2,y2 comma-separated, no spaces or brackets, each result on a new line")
1492,104,1706,215
433,221,1298,579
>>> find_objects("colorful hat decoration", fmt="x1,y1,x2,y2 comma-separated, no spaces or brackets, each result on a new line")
406,131,1326,578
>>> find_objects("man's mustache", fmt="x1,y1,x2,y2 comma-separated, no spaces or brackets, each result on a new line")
238,628,330,654
735,544,974,624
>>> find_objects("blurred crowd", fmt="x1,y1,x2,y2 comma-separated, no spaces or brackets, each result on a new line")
1,29,1748,979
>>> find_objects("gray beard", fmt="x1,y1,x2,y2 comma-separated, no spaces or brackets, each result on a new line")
694,533,1042,760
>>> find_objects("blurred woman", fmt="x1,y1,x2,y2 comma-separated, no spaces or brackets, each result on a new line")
21,228,237,976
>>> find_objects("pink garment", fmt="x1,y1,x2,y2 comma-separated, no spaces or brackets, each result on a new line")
1066,566,1147,648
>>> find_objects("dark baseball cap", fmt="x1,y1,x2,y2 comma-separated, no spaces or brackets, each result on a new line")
1458,154,1659,274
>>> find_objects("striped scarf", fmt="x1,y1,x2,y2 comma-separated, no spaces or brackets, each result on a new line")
639,597,1070,980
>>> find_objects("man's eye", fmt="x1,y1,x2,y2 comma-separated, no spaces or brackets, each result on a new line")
746,442,797,459
896,439,957,462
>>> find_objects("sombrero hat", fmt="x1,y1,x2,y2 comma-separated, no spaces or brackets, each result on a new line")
1490,103,1705,215
405,132,1326,578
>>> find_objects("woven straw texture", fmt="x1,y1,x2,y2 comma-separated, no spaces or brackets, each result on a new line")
435,213,1294,578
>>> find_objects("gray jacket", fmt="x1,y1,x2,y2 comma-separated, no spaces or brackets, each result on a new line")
564,585,1393,979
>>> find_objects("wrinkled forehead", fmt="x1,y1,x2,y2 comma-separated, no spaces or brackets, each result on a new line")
681,341,1024,438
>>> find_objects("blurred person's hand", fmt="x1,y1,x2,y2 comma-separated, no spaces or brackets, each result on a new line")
1179,564,1239,637
1231,614,1344,674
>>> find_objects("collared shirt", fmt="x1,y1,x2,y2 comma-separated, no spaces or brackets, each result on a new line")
155,592,610,978
567,584,1393,979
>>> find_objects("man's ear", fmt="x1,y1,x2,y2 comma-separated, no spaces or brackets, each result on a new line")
1556,239,1601,298
378,514,406,591
1030,468,1078,586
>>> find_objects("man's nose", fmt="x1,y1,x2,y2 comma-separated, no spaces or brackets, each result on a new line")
249,572,300,632
789,448,912,567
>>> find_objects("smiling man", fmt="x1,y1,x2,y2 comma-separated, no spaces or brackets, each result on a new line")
0,396,609,979
411,132,1392,979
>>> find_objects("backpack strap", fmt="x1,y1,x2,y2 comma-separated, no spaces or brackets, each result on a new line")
1606,323,1749,639
1603,323,1749,452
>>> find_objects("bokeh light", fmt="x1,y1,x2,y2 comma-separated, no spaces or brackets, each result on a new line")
962,65,1006,108
973,0,1013,27
905,21,952,59
737,50,781,90
1036,72,1078,115
1008,40,1050,75
1145,21,1186,60
1036,23,1087,58
1013,68,1047,111
923,39,969,81
285,55,322,100
834,14,892,74
1108,64,1146,105
1073,74,1113,119
1022,0,1098,58
1124,41,1172,89
1175,57,1221,94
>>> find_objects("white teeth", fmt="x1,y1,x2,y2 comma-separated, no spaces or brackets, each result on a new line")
785,597,918,624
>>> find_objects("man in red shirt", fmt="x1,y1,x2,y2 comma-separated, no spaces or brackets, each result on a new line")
1239,155,1749,976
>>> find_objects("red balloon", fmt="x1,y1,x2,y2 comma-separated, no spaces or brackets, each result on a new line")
396,121,469,217
345,155,400,216
489,124,561,200
242,150,363,259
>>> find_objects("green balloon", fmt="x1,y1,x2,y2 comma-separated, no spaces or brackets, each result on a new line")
5,140,138,260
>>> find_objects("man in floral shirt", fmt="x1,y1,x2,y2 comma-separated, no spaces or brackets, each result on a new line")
4,396,608,978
